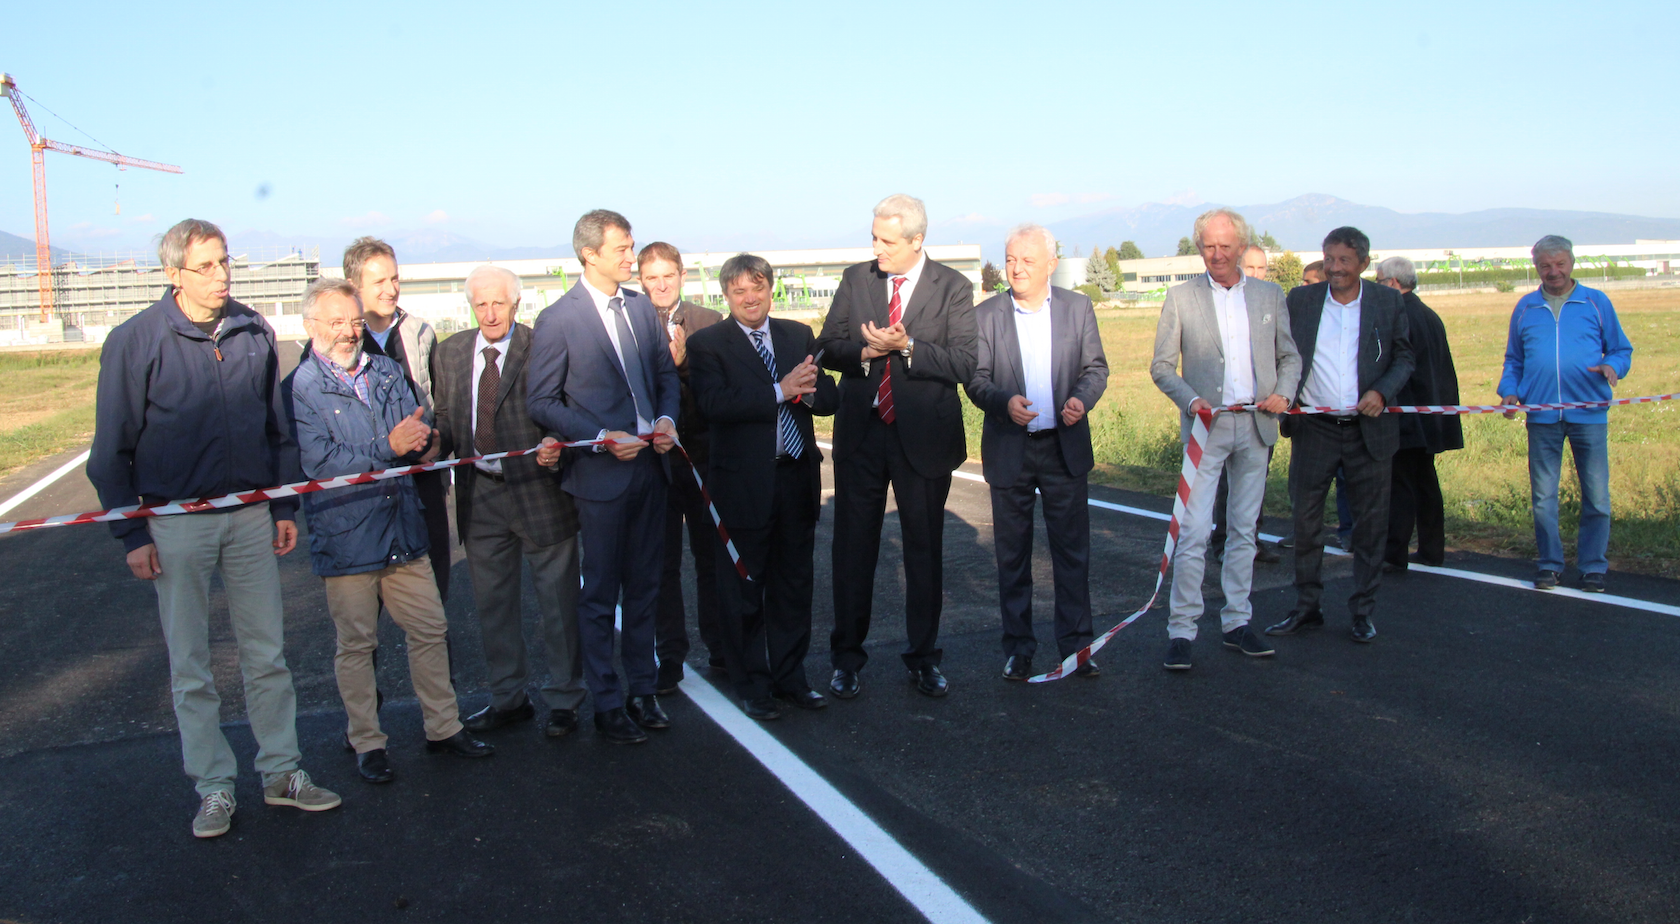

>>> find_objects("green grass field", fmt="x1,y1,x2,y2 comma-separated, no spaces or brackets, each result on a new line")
0,350,101,481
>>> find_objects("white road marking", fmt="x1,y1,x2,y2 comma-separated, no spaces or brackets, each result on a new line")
0,450,91,520
681,676,990,924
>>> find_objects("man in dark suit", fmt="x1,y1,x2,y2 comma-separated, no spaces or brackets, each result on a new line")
433,265,586,740
817,194,977,700
688,254,839,720
966,225,1107,681
636,242,725,693
1266,227,1414,643
1376,257,1463,570
527,210,681,744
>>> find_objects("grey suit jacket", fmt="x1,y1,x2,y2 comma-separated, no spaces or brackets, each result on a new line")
1281,280,1415,460
1151,274,1301,446
966,286,1108,487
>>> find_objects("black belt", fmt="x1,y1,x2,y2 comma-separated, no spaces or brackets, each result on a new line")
1322,415,1361,427
775,454,804,465
1026,428,1058,439
474,468,507,483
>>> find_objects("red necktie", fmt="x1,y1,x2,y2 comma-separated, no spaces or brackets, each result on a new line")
875,276,905,423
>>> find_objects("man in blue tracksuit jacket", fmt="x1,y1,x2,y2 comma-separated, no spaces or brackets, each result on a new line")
1498,235,1634,592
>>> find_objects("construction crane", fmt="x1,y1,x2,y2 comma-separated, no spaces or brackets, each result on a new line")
2,73,183,322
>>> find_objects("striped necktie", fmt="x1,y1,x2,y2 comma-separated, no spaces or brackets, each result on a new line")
875,275,905,423
752,329,804,459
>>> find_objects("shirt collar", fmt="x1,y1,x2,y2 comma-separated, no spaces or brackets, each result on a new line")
1325,280,1363,309
1011,289,1052,315
1207,272,1246,293
314,345,370,377
891,250,928,285
580,275,620,311
736,316,770,337
474,327,513,353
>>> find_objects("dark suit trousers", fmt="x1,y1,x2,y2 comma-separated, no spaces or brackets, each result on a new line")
463,475,586,713
991,435,1093,660
1387,447,1445,566
830,414,951,672
657,450,721,665
415,470,452,601
1289,415,1392,618
570,452,666,712
716,456,818,700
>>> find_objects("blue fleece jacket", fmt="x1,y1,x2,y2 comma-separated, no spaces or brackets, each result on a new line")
1497,283,1633,425
88,290,299,552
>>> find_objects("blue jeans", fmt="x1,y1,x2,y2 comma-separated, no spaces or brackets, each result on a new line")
1527,421,1611,575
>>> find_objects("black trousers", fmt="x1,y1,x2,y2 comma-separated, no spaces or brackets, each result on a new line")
571,452,666,712
716,456,818,700
1289,416,1392,618
1387,447,1445,567
991,434,1093,659
414,470,452,601
656,450,721,667
830,413,950,672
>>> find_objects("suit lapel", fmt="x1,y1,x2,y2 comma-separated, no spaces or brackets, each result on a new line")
569,282,631,384
899,258,936,330
729,321,775,384
866,268,891,328
1295,283,1327,378
1049,289,1074,404
494,324,530,413
770,318,806,380
1193,275,1223,360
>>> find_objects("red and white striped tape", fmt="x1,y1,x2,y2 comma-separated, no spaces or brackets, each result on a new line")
1028,391,1679,682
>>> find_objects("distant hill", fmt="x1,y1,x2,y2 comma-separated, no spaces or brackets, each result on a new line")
1048,194,1680,259
0,231,70,267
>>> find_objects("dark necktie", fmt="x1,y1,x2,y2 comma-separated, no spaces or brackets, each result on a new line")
752,329,804,459
474,346,500,455
875,276,905,423
609,296,655,425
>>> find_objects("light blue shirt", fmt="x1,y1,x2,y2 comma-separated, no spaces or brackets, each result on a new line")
368,325,394,351
1011,292,1056,432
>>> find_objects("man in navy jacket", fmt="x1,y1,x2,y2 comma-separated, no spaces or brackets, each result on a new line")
89,219,340,839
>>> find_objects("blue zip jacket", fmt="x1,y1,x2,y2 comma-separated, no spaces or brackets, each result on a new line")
282,349,431,578
88,290,299,553
1497,283,1633,425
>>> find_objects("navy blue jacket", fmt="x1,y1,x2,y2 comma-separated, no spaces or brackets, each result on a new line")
282,350,431,578
88,290,299,553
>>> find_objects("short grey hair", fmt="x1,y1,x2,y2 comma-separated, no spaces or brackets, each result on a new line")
1532,234,1574,262
1376,256,1418,291
572,209,631,260
465,264,523,306
1191,208,1252,251
1004,223,1057,256
157,218,226,269
718,253,774,294
873,193,928,240
301,276,361,321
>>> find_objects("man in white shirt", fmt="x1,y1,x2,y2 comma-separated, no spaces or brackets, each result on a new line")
1151,209,1300,671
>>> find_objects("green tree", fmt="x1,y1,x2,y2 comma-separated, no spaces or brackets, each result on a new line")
1177,237,1196,256
1074,283,1105,303
1270,250,1304,291
1103,245,1122,274
981,261,1005,293
1258,230,1280,250
1084,251,1118,293
1118,241,1144,260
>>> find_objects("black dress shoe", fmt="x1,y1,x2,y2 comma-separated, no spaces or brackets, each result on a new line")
707,657,729,674
1002,655,1032,681
462,698,535,733
1253,542,1282,564
829,668,861,700
742,697,782,721
626,695,670,730
1409,551,1443,567
908,664,948,698
1381,561,1406,574
356,748,394,783
773,688,828,710
1073,659,1101,678
1350,614,1377,643
342,733,355,754
1265,609,1325,636
655,662,684,696
593,707,647,744
425,730,494,758
1164,638,1193,671
545,708,578,738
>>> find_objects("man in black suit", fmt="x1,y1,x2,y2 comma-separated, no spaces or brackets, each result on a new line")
433,265,586,741
966,225,1107,681
1266,227,1414,643
688,254,839,720
527,210,681,744
817,194,977,699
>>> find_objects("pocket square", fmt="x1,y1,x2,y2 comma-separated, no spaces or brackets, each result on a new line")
1262,314,1272,322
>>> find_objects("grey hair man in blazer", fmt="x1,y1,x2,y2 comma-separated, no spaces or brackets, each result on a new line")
1151,209,1301,671
967,224,1108,681
1265,226,1413,643
433,265,586,741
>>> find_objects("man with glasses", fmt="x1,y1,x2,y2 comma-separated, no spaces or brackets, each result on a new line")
90,219,341,838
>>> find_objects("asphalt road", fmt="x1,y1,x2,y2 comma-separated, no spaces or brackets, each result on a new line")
2,375,1679,922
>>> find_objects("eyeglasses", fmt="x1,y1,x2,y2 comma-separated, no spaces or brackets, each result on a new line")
179,257,233,278
316,319,366,334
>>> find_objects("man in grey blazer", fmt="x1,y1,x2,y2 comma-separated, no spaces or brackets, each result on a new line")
1151,209,1301,671
1265,226,1413,643
968,225,1108,680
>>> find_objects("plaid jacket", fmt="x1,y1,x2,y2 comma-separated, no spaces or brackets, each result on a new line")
434,323,579,546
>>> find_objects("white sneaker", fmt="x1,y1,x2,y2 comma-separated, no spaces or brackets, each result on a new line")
262,769,342,812
192,790,236,839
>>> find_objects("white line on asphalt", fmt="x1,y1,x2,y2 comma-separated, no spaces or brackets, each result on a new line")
681,676,990,924
0,450,90,520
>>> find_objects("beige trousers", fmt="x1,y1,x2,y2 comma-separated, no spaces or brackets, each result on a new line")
322,557,462,751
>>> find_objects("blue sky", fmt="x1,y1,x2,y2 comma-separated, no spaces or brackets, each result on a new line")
3,0,1675,257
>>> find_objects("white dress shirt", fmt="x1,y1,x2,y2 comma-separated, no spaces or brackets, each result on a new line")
580,275,673,437
1207,273,1256,406
738,318,790,456
1301,284,1363,412
864,250,928,386
469,328,513,474
1011,291,1056,432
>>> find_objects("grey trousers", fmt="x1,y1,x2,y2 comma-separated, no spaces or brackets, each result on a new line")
1169,412,1269,640
464,476,586,713
149,503,300,797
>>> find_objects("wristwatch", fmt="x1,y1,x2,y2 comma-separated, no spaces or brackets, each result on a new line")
900,336,915,365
